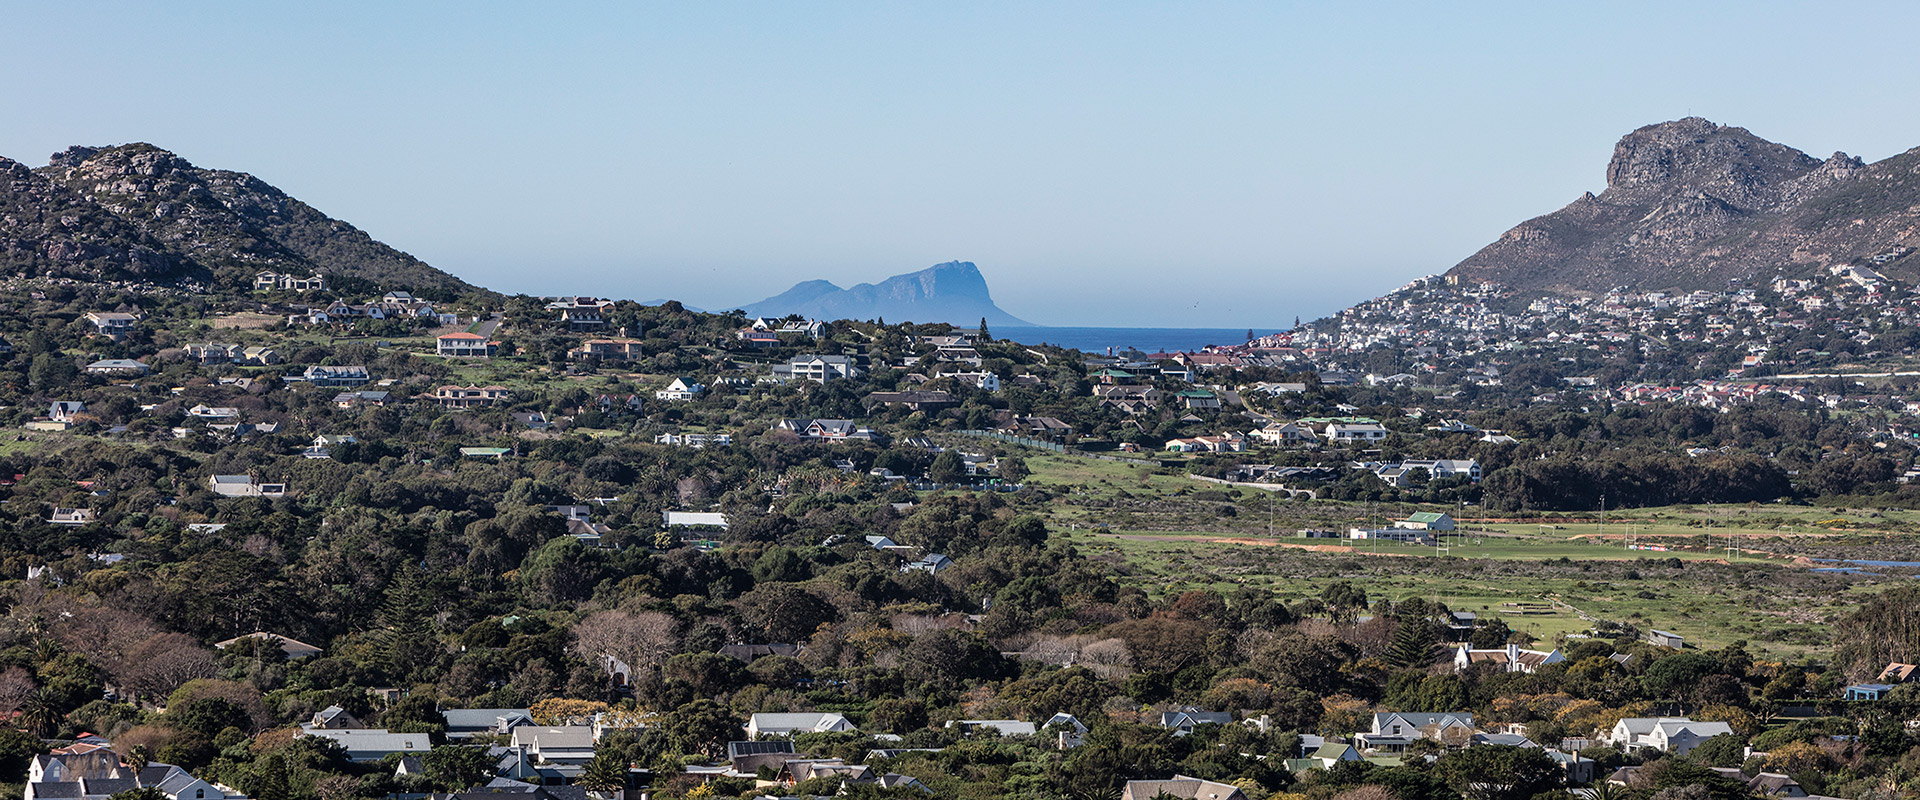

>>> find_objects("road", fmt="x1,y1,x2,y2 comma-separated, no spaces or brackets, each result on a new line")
472,313,504,338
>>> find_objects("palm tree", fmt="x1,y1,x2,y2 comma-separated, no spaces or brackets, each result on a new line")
1587,779,1626,800
123,744,151,776
19,689,61,737
577,751,628,798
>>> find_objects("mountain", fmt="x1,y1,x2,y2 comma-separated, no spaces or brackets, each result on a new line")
1445,117,1920,293
0,143,478,297
738,261,1031,326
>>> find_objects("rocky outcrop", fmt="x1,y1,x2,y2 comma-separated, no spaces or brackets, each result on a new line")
38,143,476,296
0,142,477,295
0,155,192,281
1446,118,1920,292
740,261,1031,326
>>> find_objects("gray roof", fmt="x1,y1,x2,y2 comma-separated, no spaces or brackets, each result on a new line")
1122,777,1247,800
1375,711,1474,730
443,708,532,730
28,782,80,799
303,728,432,754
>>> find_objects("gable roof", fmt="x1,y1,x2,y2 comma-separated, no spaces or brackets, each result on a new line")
1121,776,1248,800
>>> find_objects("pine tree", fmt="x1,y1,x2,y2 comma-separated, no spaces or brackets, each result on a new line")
1387,619,1440,668
250,754,291,800
978,317,991,342
379,564,438,684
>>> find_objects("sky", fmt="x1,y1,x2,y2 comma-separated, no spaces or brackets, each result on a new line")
6,2,1920,327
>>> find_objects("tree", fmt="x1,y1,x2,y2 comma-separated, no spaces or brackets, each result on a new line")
577,750,629,794
1387,619,1440,668
1104,616,1212,675
572,609,681,685
1643,653,1722,707
979,318,991,342
737,584,836,643
929,450,967,484
378,565,440,684
0,668,37,716
116,634,218,703
1687,733,1745,768
1468,617,1512,650
1433,744,1562,800
996,455,1030,483
0,728,45,782
249,753,295,800
423,744,497,790
901,629,1012,688
1321,582,1367,622
661,699,740,759
172,698,249,738
19,690,61,737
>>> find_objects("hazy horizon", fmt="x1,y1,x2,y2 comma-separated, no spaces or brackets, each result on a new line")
8,2,1920,325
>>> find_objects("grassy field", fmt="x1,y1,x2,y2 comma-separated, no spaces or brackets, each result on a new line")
1014,450,1880,660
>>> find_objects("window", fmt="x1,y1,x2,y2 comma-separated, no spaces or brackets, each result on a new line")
196,791,204,799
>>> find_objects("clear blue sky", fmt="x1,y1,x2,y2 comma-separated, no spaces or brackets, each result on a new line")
5,2,1918,326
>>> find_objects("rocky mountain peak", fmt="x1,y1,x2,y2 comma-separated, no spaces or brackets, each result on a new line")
1602,117,1820,209
0,141,478,294
1446,118,1920,293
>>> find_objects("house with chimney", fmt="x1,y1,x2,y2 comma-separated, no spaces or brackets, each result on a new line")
1453,643,1564,674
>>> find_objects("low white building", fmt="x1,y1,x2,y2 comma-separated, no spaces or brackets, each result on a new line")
208,474,287,498
747,712,855,738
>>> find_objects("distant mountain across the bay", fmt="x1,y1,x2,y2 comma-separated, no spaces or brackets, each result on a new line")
734,261,1030,326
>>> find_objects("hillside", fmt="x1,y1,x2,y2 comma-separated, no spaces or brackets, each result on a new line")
0,143,479,297
738,260,1031,326
1446,117,1920,293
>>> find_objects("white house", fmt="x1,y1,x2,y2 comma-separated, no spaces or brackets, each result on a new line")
1453,643,1565,674
508,726,598,765
1605,717,1735,755
1250,422,1315,445
655,378,705,400
208,474,287,498
27,753,226,800
1356,712,1476,752
747,712,855,738
777,354,862,382
942,371,1003,391
1324,421,1389,441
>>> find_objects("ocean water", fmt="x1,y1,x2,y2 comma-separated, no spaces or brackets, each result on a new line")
994,326,1267,354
